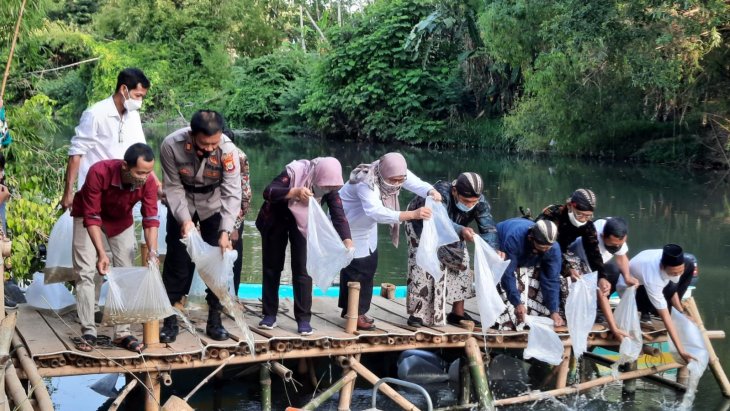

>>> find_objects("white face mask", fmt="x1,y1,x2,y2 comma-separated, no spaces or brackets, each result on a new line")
123,86,143,112
568,211,587,227
660,270,681,283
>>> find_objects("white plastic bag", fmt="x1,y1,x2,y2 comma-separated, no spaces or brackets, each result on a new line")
523,315,564,365
182,230,255,355
139,201,168,255
415,197,460,282
26,272,76,311
102,264,176,325
473,237,509,329
43,211,76,284
669,310,709,408
565,272,598,359
306,197,355,293
613,286,643,368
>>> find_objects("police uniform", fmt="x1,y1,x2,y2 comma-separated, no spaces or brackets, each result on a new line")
160,126,241,315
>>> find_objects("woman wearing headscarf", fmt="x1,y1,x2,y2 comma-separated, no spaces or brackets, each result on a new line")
338,152,441,330
256,157,353,335
404,172,499,327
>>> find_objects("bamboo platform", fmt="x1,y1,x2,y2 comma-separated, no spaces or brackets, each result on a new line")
12,296,723,379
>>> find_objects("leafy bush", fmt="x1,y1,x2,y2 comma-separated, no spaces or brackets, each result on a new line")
299,0,465,143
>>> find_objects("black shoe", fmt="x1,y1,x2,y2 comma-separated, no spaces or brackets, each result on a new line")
206,309,230,341
160,315,179,343
407,315,424,327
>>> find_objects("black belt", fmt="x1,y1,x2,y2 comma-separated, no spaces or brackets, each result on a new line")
182,181,221,194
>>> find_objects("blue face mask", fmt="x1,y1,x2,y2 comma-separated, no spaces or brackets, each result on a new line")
456,201,476,212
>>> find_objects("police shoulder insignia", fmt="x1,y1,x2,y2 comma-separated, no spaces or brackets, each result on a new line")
222,152,235,172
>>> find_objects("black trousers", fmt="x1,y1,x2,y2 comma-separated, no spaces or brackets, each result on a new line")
162,209,222,310
338,249,378,315
260,212,311,322
232,224,244,295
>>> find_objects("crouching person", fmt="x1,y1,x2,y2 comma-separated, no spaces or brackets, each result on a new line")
496,218,564,330
159,110,241,343
71,143,159,352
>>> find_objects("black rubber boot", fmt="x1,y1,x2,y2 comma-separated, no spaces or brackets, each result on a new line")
206,309,229,341
160,315,179,343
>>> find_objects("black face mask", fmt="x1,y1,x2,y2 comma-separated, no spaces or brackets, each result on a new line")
605,243,622,254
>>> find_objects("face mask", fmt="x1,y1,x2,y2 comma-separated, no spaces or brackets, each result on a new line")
456,201,476,212
122,86,143,112
568,211,587,228
312,185,330,198
604,243,622,254
121,169,147,189
660,270,681,283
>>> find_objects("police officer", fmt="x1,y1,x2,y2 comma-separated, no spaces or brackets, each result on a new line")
158,110,242,342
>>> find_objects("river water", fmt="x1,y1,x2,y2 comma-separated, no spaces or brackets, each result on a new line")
52,126,730,410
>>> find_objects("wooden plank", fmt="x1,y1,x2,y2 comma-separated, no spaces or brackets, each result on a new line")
15,306,70,357
371,296,469,335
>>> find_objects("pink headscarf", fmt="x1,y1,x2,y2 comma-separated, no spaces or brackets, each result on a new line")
287,157,344,236
349,152,408,247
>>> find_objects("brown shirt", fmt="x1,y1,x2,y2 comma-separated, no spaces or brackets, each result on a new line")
160,127,242,232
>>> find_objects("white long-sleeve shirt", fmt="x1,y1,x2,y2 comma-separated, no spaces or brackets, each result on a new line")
339,169,433,258
617,249,669,310
68,96,145,188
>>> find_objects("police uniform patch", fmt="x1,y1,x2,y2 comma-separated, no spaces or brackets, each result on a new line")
222,152,235,172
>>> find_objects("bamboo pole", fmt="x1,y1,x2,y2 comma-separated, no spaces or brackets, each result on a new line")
465,337,493,411
108,379,138,411
1,0,28,100
304,370,357,410
260,365,271,411
345,282,360,334
337,356,420,411
10,335,53,411
494,362,683,407
5,364,32,411
555,346,572,389
684,297,730,397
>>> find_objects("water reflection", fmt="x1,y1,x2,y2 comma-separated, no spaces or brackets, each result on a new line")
59,124,728,410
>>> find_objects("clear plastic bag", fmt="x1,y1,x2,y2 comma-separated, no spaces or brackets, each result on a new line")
138,201,168,255
565,272,598,359
473,236,509,329
26,272,76,311
43,211,77,284
613,286,643,368
415,197,460,282
523,315,564,365
101,264,176,325
182,230,256,356
669,310,709,408
306,197,355,293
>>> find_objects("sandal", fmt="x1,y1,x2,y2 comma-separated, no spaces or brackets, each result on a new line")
72,334,96,352
113,335,145,353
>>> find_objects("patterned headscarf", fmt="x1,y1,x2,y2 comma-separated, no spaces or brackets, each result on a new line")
349,152,408,247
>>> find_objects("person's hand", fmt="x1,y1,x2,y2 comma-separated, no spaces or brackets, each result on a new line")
550,312,565,327
679,350,697,364
461,227,476,242
181,220,195,237
598,277,611,297
230,228,240,244
515,304,527,324
96,253,110,275
60,189,74,211
343,238,354,250
412,207,432,220
428,189,442,202
623,274,639,287
570,268,582,282
289,187,313,202
218,231,232,255
610,327,629,342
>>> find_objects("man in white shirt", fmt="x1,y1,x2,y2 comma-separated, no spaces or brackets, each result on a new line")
61,68,150,209
617,244,696,364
